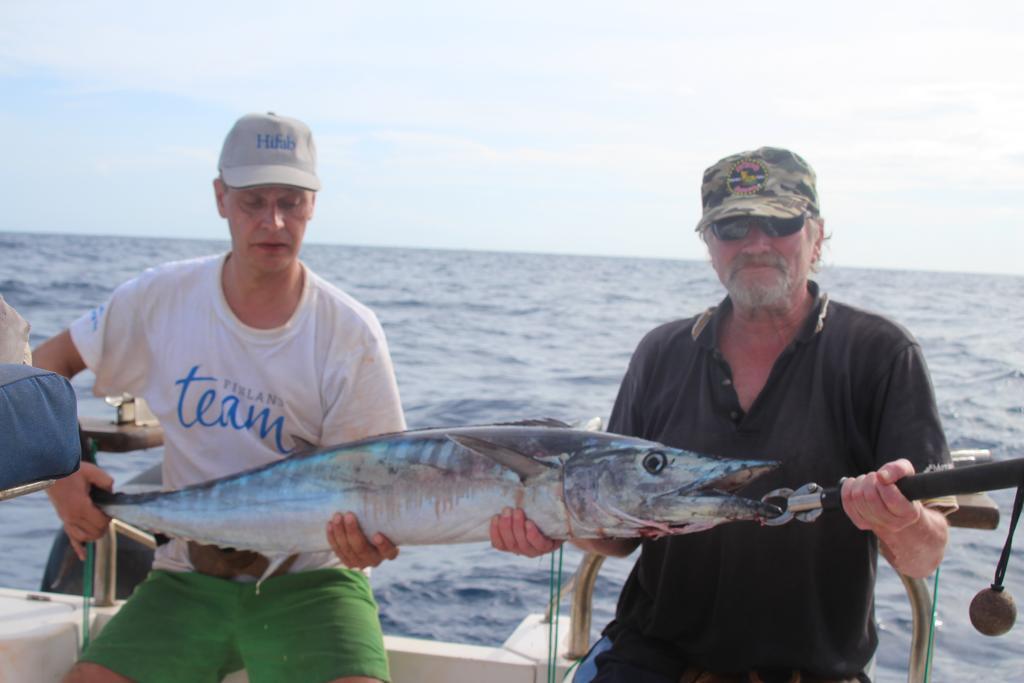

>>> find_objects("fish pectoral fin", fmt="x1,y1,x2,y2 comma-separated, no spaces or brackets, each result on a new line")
447,434,555,483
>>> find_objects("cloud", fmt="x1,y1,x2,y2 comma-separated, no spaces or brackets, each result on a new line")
2,1,1023,274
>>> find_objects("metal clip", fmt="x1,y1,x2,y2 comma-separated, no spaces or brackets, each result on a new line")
761,482,826,526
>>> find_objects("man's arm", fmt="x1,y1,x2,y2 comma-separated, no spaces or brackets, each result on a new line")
33,328,113,560
46,462,114,560
571,536,641,558
321,322,407,569
489,507,641,558
841,458,949,578
326,512,399,569
490,507,563,557
33,329,87,379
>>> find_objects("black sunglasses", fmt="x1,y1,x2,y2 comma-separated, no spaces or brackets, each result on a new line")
709,214,807,241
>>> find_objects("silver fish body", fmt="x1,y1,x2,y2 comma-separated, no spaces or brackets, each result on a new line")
93,423,778,555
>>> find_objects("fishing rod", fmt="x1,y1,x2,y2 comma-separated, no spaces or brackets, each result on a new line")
762,457,1024,637
762,457,1024,525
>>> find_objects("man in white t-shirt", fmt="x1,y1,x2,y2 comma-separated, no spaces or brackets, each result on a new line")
34,113,405,683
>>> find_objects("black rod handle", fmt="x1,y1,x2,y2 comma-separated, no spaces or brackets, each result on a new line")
816,458,1024,511
896,458,1024,501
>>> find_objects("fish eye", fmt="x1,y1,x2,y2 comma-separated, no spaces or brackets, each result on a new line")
642,451,667,474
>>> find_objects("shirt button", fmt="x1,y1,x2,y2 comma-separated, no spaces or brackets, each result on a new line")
730,410,739,420
722,378,732,386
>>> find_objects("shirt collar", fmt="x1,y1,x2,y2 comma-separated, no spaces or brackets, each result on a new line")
691,280,829,348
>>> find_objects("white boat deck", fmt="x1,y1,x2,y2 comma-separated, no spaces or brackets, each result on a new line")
0,587,576,683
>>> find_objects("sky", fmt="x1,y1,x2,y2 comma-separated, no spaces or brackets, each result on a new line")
2,1,1022,276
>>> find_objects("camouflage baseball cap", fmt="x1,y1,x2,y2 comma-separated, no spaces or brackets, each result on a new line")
695,147,819,232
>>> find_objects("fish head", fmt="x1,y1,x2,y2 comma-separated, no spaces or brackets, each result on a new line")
562,438,780,538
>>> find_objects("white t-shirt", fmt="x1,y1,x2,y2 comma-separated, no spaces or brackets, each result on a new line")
70,253,406,573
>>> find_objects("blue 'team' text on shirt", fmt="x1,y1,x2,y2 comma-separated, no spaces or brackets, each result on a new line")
174,365,291,454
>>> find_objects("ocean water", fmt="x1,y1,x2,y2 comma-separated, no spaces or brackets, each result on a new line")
1,231,1022,681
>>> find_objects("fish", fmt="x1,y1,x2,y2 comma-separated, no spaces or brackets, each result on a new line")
91,420,780,557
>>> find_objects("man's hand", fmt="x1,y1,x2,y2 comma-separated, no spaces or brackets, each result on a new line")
489,507,563,558
46,461,114,560
841,458,922,534
841,458,949,578
326,512,398,569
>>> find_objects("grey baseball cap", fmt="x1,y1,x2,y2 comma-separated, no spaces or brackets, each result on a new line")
218,112,320,191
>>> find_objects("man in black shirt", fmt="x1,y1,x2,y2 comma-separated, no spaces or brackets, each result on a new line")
491,147,953,682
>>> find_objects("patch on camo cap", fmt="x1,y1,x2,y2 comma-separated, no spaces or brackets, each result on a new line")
696,147,819,232
727,159,768,195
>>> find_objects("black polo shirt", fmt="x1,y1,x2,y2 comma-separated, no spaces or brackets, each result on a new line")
605,281,950,680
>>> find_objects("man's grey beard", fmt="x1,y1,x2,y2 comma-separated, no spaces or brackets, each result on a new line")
725,255,795,312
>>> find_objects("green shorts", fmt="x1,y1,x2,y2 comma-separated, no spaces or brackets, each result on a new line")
81,568,390,683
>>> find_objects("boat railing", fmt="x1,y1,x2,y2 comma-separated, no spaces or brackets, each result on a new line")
0,479,56,502
543,552,606,659
94,520,157,607
81,395,163,607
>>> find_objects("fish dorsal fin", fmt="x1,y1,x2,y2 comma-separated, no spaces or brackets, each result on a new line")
491,418,572,428
447,434,555,483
